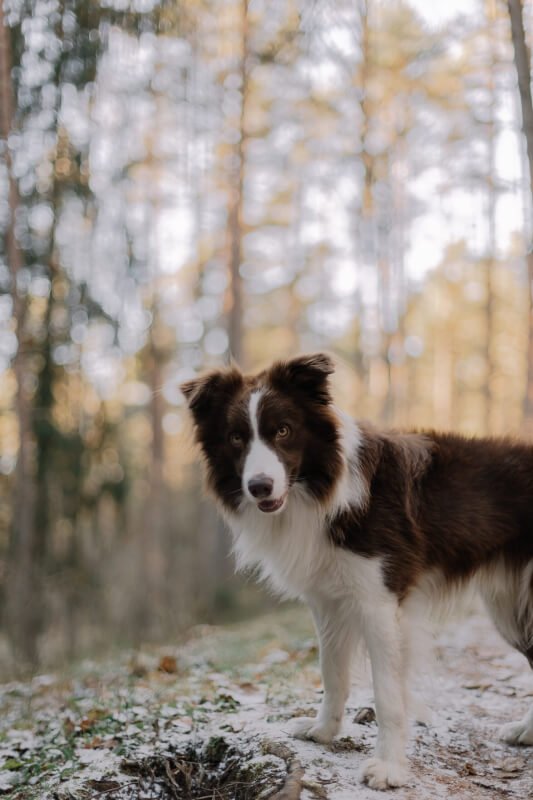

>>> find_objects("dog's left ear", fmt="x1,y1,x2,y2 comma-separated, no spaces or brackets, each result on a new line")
181,367,243,423
270,353,335,404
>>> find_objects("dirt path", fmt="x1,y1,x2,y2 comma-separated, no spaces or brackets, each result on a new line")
0,605,531,798
281,611,533,799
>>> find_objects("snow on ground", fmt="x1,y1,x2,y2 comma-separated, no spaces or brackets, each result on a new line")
0,604,532,799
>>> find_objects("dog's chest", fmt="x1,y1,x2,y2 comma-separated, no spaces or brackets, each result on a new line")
227,502,383,604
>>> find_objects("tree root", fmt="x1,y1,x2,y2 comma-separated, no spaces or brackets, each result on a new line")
263,739,304,800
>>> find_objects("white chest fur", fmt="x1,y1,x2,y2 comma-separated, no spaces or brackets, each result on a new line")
223,487,385,612
225,488,330,598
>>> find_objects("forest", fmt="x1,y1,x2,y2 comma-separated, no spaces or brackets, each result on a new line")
2,1,533,798
1,0,533,677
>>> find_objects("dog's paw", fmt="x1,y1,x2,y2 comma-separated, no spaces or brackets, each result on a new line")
361,757,409,790
291,716,338,744
499,720,533,746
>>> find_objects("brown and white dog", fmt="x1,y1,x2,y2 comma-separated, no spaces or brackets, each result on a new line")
181,353,533,790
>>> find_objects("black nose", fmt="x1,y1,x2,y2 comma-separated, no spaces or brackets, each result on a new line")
247,474,274,499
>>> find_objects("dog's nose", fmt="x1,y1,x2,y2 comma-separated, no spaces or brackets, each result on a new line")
247,474,274,499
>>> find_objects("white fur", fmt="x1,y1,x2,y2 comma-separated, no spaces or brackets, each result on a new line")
226,484,329,599
328,410,368,515
478,559,533,654
242,391,287,504
405,569,479,626
406,560,533,663
293,595,360,743
500,707,533,745
479,559,533,747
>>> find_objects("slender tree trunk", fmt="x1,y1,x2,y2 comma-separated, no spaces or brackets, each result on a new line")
0,3,40,665
226,0,249,367
506,0,533,430
357,0,379,412
484,0,498,435
136,144,167,640
358,3,393,425
391,118,409,428
133,328,166,640
210,0,252,606
508,0,533,195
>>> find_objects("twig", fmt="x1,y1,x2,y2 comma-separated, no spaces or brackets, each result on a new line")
269,759,304,800
261,740,304,800
163,758,181,799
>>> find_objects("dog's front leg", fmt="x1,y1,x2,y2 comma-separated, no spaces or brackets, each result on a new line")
293,597,356,743
361,599,409,790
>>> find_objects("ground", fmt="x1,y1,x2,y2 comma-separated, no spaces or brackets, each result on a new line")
0,605,532,799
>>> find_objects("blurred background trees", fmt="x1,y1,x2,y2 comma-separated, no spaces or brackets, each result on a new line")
0,0,532,672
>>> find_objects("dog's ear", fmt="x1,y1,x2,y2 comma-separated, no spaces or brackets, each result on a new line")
269,353,335,404
181,367,243,422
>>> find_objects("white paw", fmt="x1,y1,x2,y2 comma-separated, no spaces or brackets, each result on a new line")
291,715,338,744
361,757,409,790
499,720,533,746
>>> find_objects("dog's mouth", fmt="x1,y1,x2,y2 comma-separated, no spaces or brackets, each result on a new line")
257,494,287,513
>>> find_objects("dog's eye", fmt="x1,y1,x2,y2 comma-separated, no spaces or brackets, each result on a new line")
276,424,290,439
229,432,243,447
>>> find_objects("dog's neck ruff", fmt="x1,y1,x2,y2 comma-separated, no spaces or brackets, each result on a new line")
223,413,366,599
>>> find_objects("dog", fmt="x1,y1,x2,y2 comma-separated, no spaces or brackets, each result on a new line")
181,352,533,790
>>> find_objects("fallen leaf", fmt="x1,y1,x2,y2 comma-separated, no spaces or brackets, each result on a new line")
331,736,366,753
158,656,178,674
495,757,525,773
287,707,315,719
87,778,122,792
262,739,295,762
462,681,491,690
79,708,107,732
237,681,256,693
2,759,23,771
353,707,376,725
85,736,103,748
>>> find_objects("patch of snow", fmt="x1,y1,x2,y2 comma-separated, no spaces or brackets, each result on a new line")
0,772,18,791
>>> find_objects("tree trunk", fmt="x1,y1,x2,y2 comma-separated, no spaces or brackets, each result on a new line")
484,0,498,436
0,3,40,666
144,319,166,638
357,0,379,412
226,0,249,367
506,0,533,430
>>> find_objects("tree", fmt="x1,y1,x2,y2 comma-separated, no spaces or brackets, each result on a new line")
506,0,533,429
224,0,250,366
0,0,39,664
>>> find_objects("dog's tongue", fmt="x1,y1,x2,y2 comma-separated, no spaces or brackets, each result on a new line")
258,497,284,513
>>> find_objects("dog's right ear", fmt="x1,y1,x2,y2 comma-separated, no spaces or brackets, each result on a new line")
181,367,243,422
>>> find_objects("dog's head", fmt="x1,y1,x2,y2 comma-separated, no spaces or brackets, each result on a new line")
181,353,343,515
